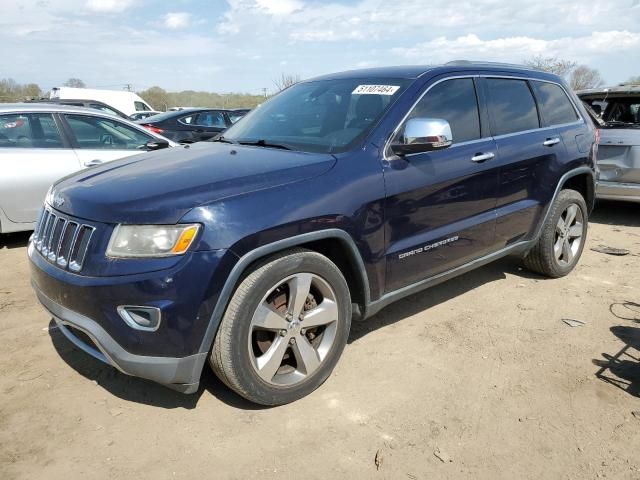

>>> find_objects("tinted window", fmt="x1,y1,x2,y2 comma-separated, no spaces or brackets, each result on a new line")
0,113,63,148
65,114,152,150
531,82,579,126
194,111,226,127
486,79,539,135
405,78,481,143
179,114,195,125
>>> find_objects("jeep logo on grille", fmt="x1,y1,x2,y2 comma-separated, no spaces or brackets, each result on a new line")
52,194,65,208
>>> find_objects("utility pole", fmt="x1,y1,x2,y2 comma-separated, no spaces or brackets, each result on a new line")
262,87,268,98
124,84,132,92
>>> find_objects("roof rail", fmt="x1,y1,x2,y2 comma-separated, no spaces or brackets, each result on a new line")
445,60,542,71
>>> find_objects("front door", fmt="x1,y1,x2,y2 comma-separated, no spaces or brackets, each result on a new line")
384,76,500,292
61,113,155,168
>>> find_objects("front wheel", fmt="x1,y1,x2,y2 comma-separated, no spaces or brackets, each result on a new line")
523,189,588,278
210,249,352,406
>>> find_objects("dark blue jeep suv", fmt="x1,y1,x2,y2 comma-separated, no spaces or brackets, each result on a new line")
29,63,597,405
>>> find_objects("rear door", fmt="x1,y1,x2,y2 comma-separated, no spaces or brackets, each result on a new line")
61,113,156,167
482,76,567,247
0,113,80,223
384,75,500,292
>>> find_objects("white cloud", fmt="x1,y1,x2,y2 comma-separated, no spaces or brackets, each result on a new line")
1,0,640,92
86,0,135,13
391,31,640,65
255,0,302,15
163,12,191,29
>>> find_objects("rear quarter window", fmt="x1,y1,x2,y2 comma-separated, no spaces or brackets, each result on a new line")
531,81,579,126
486,78,539,136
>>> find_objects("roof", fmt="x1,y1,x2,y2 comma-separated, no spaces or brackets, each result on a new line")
306,61,559,83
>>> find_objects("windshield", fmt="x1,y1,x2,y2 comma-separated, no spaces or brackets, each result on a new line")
221,78,410,153
581,95,640,127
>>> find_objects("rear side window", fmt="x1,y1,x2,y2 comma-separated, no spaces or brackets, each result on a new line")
0,113,64,148
405,78,481,143
135,101,150,112
531,82,579,126
65,114,152,150
486,78,539,136
195,111,226,127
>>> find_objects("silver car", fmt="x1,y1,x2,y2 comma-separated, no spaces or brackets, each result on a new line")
578,85,640,203
0,104,176,233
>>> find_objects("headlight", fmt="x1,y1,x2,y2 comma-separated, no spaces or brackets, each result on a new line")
106,224,200,258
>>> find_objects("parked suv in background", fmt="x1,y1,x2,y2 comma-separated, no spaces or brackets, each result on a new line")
578,85,640,202
30,63,596,405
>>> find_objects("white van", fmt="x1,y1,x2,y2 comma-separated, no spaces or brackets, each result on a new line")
49,87,154,117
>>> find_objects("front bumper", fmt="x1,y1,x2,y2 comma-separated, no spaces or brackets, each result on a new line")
29,240,237,393
36,286,206,393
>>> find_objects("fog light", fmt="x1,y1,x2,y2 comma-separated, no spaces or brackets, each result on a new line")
117,306,161,331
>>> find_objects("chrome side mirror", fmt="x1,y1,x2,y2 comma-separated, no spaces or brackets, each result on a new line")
390,118,453,156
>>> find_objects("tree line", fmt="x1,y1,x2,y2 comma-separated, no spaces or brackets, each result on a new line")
1,63,637,107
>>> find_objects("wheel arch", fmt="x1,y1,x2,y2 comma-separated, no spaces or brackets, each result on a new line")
560,170,596,214
196,229,370,359
532,166,595,242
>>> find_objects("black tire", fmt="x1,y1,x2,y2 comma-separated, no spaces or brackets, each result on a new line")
523,189,588,278
210,249,352,406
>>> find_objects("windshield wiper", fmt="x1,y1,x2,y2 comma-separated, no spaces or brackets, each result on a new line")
238,139,293,150
211,135,238,144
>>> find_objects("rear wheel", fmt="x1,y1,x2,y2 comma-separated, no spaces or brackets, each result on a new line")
210,249,351,406
524,189,588,278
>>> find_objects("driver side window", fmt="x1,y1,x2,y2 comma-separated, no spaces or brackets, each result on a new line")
65,114,153,150
400,78,481,144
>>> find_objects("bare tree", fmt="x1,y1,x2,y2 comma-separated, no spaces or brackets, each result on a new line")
63,78,86,88
523,55,577,78
570,65,604,91
273,73,301,92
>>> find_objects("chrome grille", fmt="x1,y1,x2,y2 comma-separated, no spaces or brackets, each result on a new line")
33,208,95,272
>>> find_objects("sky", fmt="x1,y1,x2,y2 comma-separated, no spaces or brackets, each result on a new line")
2,0,640,94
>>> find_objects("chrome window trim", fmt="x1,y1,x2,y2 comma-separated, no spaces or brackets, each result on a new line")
383,73,586,160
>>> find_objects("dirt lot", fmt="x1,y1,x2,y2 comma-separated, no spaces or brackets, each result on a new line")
0,202,639,480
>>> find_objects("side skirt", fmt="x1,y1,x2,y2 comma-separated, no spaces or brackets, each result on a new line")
362,239,533,319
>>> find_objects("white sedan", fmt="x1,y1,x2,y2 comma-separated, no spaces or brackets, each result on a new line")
0,103,176,234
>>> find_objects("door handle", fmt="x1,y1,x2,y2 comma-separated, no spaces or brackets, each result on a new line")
471,152,495,163
84,159,103,167
543,137,560,146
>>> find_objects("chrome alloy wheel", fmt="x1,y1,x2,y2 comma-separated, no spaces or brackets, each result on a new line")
554,203,584,266
248,273,339,386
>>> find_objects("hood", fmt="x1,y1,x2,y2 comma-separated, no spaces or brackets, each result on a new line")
51,142,336,224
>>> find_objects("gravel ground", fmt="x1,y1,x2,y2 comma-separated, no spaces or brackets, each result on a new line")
0,201,638,480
